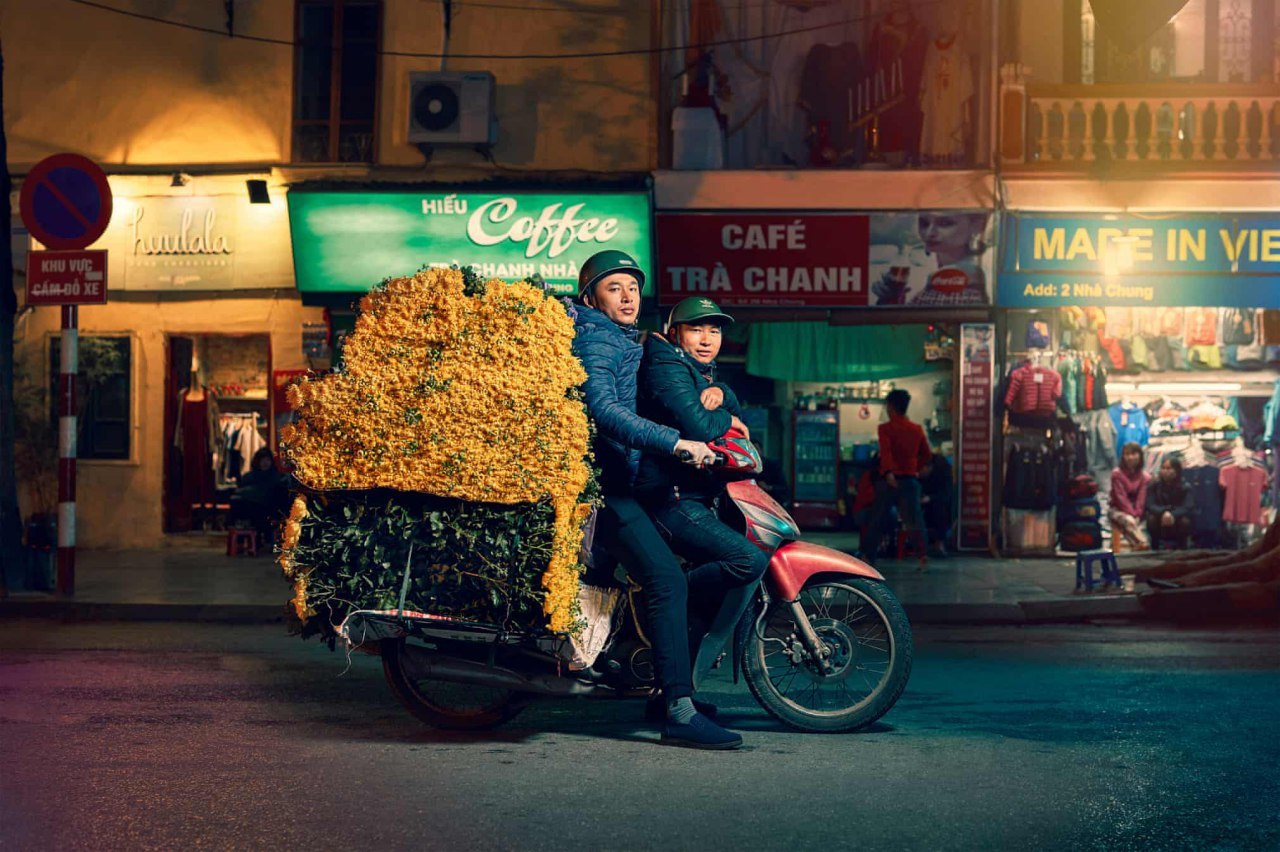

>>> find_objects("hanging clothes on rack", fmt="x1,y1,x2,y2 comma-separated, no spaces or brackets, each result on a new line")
1220,455,1266,526
1109,401,1150,447
175,389,219,509
1004,359,1062,416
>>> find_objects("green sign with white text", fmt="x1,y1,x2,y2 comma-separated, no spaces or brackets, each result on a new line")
287,190,653,297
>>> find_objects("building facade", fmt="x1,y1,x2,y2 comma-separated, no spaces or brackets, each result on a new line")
4,0,658,548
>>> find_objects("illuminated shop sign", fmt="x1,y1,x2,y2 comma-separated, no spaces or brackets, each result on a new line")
287,190,653,297
999,213,1280,307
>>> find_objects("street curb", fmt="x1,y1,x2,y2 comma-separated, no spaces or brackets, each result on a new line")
1020,594,1145,623
0,599,285,624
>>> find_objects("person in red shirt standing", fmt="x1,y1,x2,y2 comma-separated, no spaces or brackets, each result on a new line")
863,389,933,568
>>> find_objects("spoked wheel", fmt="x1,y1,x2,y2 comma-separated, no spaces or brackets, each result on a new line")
743,578,912,733
381,639,526,730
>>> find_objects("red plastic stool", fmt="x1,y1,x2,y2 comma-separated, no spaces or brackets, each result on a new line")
226,528,257,557
896,529,927,561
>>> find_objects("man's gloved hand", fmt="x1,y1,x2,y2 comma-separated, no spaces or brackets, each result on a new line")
674,439,716,467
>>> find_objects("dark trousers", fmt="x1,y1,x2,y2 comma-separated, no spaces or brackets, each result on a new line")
651,498,769,623
863,476,926,559
594,494,693,700
1146,512,1191,550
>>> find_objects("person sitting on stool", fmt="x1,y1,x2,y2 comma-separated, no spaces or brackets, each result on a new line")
228,448,291,545
1145,455,1194,551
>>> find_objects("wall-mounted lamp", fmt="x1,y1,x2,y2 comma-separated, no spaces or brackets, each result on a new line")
170,172,190,187
246,179,271,204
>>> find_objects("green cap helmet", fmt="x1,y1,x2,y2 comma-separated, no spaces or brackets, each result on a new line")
666,296,734,332
578,250,645,300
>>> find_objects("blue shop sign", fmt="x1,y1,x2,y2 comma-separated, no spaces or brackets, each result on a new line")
998,213,1280,308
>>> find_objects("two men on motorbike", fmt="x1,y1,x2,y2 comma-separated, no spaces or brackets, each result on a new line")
571,251,744,750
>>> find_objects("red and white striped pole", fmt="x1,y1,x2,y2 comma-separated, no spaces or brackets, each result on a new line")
57,305,78,597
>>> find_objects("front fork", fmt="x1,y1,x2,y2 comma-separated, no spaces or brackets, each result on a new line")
786,599,836,674
732,585,834,682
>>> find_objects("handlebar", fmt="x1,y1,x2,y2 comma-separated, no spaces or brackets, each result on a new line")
677,449,727,466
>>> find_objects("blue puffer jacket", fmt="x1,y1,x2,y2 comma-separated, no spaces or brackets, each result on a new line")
570,303,681,494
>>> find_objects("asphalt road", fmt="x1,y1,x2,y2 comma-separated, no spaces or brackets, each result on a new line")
1,620,1277,851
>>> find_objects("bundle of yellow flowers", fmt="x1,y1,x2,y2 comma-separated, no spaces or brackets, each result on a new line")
278,266,594,634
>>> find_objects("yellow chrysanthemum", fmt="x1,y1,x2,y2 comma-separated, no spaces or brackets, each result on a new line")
277,268,592,632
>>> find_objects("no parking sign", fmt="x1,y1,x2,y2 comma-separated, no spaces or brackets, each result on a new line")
19,153,113,250
18,153,115,598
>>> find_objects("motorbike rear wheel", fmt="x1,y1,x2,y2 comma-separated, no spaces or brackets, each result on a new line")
742,577,912,733
381,639,527,730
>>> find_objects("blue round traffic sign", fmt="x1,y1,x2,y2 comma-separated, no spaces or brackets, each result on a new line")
19,154,114,250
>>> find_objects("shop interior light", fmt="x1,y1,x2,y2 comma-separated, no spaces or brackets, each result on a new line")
1137,382,1243,393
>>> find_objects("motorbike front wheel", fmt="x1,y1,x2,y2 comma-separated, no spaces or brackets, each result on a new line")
381,639,527,730
742,577,912,733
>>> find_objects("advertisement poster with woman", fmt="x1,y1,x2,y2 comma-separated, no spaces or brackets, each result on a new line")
869,211,994,307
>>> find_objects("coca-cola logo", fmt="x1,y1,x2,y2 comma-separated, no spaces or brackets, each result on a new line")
930,267,971,294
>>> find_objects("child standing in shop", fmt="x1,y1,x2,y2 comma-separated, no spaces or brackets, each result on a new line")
1108,441,1150,551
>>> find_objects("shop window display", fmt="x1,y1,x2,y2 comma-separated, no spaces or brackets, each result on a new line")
165,334,273,533
1001,306,1280,554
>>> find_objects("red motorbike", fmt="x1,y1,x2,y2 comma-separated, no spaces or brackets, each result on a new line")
351,433,913,733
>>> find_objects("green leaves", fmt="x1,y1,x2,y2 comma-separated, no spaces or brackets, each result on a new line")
290,489,559,633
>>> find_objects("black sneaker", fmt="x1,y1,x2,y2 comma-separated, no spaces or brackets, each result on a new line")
644,696,718,722
661,713,743,750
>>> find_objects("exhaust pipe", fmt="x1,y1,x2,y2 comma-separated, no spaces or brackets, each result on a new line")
397,646,604,698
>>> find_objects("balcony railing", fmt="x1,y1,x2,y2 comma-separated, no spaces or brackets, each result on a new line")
1005,84,1280,167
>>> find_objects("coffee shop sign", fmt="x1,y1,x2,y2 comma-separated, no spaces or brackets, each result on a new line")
421,194,622,260
130,206,232,256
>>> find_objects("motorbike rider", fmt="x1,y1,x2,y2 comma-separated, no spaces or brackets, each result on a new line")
634,297,770,688
570,250,744,750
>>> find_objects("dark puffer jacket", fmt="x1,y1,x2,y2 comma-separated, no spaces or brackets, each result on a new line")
570,303,680,494
634,333,742,504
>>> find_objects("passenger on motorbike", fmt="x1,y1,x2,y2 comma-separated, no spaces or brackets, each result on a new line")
570,251,744,750
634,297,770,686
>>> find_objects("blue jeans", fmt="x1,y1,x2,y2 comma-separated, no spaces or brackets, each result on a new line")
651,497,770,685
594,494,693,700
650,498,770,632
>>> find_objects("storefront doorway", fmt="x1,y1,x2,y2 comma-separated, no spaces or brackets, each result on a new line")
163,334,273,533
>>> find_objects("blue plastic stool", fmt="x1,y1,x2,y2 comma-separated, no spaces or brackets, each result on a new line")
1075,549,1119,592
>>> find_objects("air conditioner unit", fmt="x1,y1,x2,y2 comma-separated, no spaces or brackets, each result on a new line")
407,72,496,145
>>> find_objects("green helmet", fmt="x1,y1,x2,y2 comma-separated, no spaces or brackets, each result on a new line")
578,250,645,300
666,296,734,331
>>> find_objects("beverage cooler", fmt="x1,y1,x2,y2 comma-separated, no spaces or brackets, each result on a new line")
791,409,841,529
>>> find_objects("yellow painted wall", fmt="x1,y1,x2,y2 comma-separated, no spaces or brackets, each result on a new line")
3,0,656,171
6,0,656,546
377,1,656,170
14,288,324,549
3,0,293,167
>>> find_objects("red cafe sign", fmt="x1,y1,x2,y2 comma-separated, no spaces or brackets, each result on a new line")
656,214,869,307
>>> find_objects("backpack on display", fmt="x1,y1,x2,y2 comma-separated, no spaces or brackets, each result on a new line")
1065,474,1099,498
1059,520,1103,552
1059,497,1101,524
